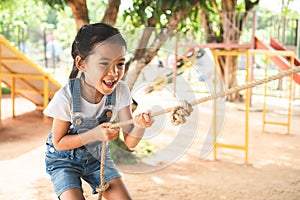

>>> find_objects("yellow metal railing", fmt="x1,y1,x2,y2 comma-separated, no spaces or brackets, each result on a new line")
210,49,295,164
212,49,250,164
249,49,294,134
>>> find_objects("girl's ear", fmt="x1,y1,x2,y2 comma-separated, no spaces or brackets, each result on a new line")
75,56,86,72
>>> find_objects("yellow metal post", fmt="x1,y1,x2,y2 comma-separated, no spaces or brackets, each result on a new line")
11,77,16,118
287,56,294,134
262,55,269,132
43,76,49,121
0,43,2,128
245,50,250,164
0,84,1,128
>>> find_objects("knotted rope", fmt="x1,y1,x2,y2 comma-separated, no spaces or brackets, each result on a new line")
110,66,300,128
96,142,109,200
170,100,193,126
97,66,300,199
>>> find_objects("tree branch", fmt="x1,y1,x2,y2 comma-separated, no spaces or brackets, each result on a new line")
66,0,89,30
124,0,200,89
101,0,121,26
211,0,221,14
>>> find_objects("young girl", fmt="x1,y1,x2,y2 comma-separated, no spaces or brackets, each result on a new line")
44,23,153,200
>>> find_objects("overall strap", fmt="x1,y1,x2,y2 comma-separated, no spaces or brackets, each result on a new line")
69,78,82,113
69,78,116,124
98,90,116,124
105,89,116,107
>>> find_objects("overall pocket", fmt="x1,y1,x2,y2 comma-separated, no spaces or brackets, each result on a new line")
45,132,71,159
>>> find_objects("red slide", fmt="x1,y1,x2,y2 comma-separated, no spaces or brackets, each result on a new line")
255,37,300,84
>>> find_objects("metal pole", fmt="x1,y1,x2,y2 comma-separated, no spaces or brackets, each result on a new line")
0,43,2,128
245,50,250,164
173,30,178,97
11,77,15,118
213,50,218,160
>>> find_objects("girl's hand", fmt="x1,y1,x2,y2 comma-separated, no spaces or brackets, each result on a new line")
134,110,154,128
98,122,120,142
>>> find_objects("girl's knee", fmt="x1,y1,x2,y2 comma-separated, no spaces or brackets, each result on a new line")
103,178,132,200
59,188,85,200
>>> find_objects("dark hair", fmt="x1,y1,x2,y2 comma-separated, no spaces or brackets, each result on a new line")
69,23,127,78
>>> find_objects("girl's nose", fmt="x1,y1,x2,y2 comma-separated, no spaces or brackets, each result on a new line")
107,65,118,76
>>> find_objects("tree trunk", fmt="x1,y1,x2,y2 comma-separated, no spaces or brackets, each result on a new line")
219,0,259,102
124,17,157,75
124,29,174,90
66,0,89,30
101,0,121,26
199,0,259,102
219,56,240,102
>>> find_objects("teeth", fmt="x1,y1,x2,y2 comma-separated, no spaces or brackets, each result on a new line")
104,80,114,86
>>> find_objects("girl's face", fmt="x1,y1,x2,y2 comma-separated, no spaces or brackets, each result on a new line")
78,42,126,95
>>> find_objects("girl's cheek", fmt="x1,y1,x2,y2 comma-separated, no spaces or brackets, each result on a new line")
96,76,103,87
117,69,125,77
94,68,105,79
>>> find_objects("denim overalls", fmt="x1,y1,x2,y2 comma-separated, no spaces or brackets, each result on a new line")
45,78,121,196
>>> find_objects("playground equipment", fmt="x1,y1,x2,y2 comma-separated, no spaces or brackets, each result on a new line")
144,47,215,93
255,37,300,83
210,49,251,163
142,40,298,162
149,10,299,163
254,37,299,134
145,48,198,92
0,35,61,127
195,43,297,163
140,39,298,163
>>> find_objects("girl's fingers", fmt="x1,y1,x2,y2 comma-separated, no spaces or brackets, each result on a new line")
102,122,120,130
99,122,120,141
134,111,153,128
142,113,150,122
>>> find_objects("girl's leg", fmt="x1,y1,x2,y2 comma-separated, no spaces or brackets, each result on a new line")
59,188,85,200
102,178,132,200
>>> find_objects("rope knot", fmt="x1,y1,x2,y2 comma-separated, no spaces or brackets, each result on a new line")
96,182,109,193
96,182,109,200
170,100,193,126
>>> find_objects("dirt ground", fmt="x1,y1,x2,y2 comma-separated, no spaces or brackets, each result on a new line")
0,93,300,200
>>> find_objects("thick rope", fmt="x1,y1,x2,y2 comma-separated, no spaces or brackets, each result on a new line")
96,66,299,200
96,142,109,200
110,66,300,128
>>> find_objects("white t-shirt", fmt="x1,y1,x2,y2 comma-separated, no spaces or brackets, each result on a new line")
44,80,132,122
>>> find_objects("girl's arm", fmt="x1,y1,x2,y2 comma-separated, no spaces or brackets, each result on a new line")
119,105,153,148
51,118,119,151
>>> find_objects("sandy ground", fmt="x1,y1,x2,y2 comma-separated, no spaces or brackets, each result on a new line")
0,91,300,200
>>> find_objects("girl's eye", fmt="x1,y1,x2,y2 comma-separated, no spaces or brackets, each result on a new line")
100,62,109,67
116,63,125,70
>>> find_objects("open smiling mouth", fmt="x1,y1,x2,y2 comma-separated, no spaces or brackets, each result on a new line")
103,80,116,88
